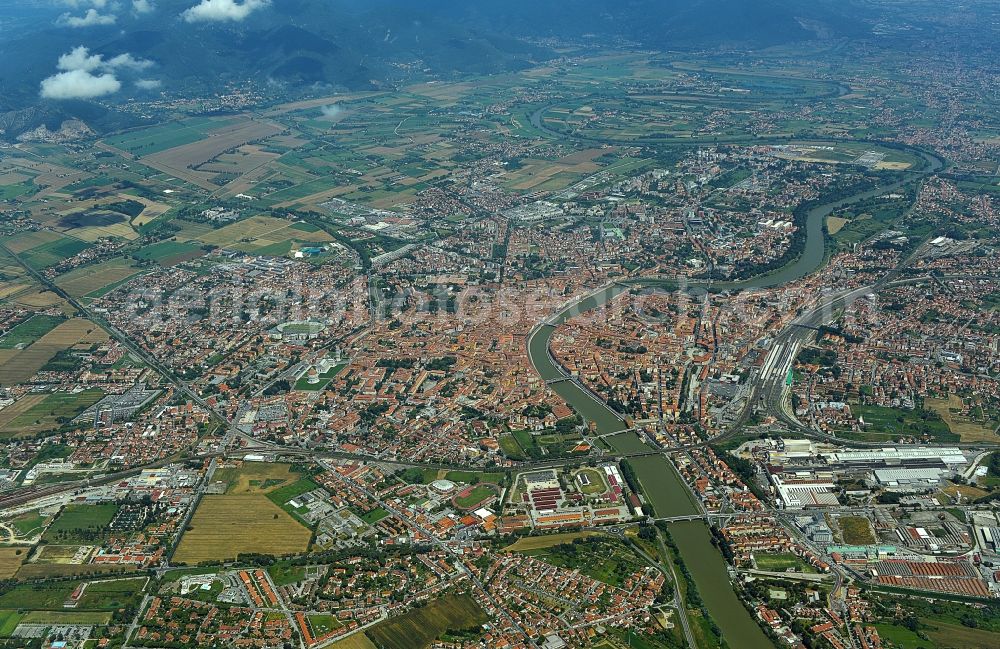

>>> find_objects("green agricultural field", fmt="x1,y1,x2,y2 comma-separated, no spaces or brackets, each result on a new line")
873,623,925,649
132,239,206,266
0,181,35,202
498,434,524,460
3,389,104,435
0,610,24,637
0,314,65,348
0,578,144,613
19,237,90,270
21,610,111,625
266,476,320,506
104,117,236,156
43,503,120,544
366,594,488,649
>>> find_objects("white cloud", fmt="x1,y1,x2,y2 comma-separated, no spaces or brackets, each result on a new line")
57,45,105,72
107,53,154,70
60,0,113,8
135,79,162,90
58,8,117,27
182,0,270,23
40,69,121,99
41,46,154,100
319,104,345,118
132,0,154,14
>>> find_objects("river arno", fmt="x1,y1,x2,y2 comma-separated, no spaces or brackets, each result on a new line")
669,520,776,649
524,145,943,649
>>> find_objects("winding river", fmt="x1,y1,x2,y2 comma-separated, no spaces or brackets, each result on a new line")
525,139,943,649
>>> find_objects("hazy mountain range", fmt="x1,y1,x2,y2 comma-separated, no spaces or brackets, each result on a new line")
0,0,997,141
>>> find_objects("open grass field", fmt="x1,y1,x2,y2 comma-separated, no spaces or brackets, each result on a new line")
941,483,989,503
212,462,303,495
852,404,957,443
10,511,48,537
927,395,999,443
146,120,282,170
874,622,924,649
0,389,104,437
77,577,147,610
0,394,46,432
0,577,144,611
0,581,77,610
837,515,877,545
132,119,284,191
504,531,603,552
294,363,346,390
11,288,66,309
330,633,379,649
21,610,111,625
575,468,609,495
43,503,119,544
366,594,488,649
267,561,306,587
924,620,1000,649
266,477,320,508
826,216,850,235
194,215,301,247
0,548,26,578
188,215,334,256
32,544,90,564
308,613,344,637
172,495,311,564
